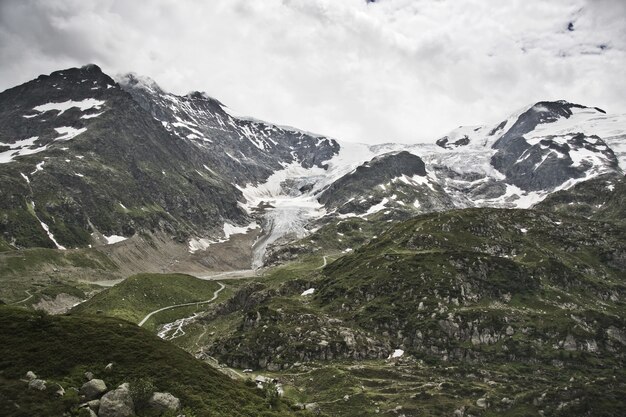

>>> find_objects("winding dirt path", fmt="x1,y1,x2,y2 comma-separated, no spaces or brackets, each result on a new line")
138,282,225,327
317,255,329,269
11,290,34,305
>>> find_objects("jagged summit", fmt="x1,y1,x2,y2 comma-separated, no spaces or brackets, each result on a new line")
115,71,165,94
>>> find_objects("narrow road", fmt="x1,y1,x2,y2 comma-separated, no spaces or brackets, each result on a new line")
317,255,328,269
138,282,225,327
197,270,256,280
11,290,33,305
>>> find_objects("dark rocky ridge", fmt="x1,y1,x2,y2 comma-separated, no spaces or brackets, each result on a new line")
491,101,620,191
117,73,340,186
319,151,427,211
0,65,339,250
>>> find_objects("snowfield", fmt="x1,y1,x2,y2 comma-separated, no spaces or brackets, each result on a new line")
32,98,105,115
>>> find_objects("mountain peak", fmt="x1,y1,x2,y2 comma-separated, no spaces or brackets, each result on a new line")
115,72,164,95
185,90,226,107
80,63,103,73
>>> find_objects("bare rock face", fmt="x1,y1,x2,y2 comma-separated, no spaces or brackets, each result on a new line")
99,383,135,417
147,392,181,413
80,379,107,400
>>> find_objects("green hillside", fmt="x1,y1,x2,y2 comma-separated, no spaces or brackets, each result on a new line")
194,208,626,416
0,305,307,417
72,273,226,327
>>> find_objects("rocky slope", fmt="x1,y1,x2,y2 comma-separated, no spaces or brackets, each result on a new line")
202,208,625,370
0,65,247,250
0,65,339,256
536,173,626,223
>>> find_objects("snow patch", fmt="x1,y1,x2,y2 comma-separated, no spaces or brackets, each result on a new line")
54,126,87,141
104,235,127,245
223,222,260,239
389,349,404,359
33,98,105,115
31,161,45,174
30,201,65,250
364,198,389,216
188,238,213,253
0,136,44,164
188,222,260,253
301,288,315,296
81,111,104,119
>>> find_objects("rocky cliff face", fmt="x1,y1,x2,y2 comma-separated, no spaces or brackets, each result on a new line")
0,65,249,249
491,101,620,191
117,73,339,186
0,65,338,251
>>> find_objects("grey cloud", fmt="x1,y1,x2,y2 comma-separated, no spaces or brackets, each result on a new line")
0,0,624,144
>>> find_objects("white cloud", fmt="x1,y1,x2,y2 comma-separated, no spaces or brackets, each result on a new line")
0,0,624,144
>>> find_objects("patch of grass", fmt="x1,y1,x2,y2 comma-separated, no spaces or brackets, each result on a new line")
0,305,302,417
71,273,224,326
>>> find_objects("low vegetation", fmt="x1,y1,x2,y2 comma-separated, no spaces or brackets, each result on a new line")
0,305,310,417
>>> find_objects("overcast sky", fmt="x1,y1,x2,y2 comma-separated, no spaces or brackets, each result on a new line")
1,0,625,144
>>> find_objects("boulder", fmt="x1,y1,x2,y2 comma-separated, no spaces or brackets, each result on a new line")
81,409,98,417
80,379,107,400
25,371,37,381
104,362,114,372
55,384,65,397
86,399,101,412
148,392,181,413
28,379,47,391
305,402,320,413
563,334,577,351
85,371,94,381
99,383,135,417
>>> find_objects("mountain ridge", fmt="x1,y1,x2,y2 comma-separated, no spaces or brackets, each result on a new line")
1,64,624,270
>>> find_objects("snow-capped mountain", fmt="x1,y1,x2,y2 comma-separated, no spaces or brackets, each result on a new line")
307,101,625,221
116,73,339,185
0,65,624,267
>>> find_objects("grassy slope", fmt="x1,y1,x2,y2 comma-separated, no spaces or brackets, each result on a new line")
536,173,626,223
71,273,224,327
0,247,119,306
191,207,626,416
0,305,305,417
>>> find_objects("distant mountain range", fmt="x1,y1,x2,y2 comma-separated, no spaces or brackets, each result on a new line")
1,64,624,266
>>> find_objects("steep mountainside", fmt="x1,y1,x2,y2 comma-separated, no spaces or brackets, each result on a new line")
491,101,620,191
117,73,339,185
0,65,247,250
205,208,625,368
